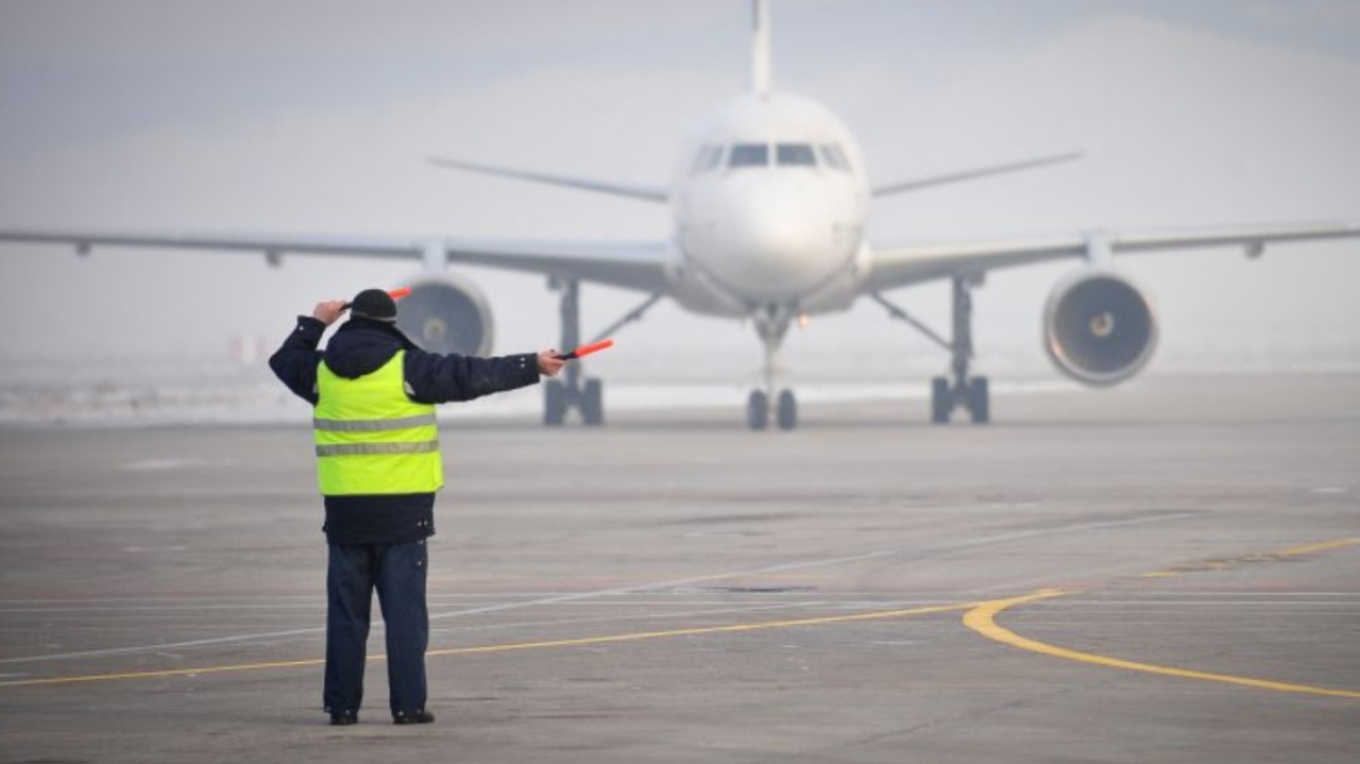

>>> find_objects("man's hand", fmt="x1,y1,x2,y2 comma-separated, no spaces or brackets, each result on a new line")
537,349,566,377
313,299,348,327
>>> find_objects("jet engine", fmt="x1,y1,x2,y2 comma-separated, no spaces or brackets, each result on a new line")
394,274,495,356
1042,268,1157,386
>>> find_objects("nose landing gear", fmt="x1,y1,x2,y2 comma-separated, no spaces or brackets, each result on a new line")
745,388,798,431
776,389,797,430
746,390,768,430
745,304,798,431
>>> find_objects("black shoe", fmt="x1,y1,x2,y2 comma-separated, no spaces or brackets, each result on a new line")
393,710,435,725
330,711,358,726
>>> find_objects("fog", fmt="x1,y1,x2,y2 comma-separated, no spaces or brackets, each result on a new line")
1,0,1358,396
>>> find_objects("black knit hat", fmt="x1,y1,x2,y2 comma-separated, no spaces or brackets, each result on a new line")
350,289,397,323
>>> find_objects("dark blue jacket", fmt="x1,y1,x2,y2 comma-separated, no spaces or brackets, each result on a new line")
269,315,541,544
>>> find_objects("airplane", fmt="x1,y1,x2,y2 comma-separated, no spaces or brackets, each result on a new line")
2,0,1357,430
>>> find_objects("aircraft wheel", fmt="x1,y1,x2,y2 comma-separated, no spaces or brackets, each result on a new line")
776,389,797,430
967,376,990,424
746,390,769,431
930,376,951,424
582,378,604,426
544,380,567,426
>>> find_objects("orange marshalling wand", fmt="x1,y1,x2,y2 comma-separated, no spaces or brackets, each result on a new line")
557,339,614,360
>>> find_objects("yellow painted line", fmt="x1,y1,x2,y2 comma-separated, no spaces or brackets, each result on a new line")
0,602,969,689
1134,537,1360,579
1276,537,1360,557
426,602,970,657
9,538,1358,691
0,657,329,689
963,590,1360,700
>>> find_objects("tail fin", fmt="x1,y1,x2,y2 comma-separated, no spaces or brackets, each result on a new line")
751,0,771,97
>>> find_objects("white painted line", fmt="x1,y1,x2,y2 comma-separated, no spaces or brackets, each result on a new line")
0,512,1211,667
0,550,895,666
423,551,897,622
429,602,834,638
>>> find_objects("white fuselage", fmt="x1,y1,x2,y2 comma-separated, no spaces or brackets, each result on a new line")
665,92,872,317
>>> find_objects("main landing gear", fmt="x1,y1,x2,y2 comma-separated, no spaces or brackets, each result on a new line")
542,278,661,427
542,279,599,426
745,304,798,431
874,275,990,425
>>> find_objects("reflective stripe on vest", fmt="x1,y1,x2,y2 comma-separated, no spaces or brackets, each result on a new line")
313,351,444,496
313,413,437,432
315,441,440,457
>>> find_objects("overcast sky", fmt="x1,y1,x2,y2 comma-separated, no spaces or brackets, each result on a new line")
1,0,1358,380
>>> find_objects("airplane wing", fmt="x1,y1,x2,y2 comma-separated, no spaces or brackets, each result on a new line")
871,151,1083,198
0,229,672,293
440,238,671,292
427,156,670,204
864,220,1360,291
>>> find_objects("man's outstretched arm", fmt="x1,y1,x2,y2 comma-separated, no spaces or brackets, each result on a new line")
405,348,564,404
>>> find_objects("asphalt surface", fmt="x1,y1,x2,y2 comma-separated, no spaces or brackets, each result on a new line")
0,372,1357,763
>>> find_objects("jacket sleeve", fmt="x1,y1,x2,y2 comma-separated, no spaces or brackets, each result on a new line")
403,349,541,404
268,316,326,405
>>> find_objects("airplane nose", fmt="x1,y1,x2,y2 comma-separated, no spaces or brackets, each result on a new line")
729,187,822,256
711,181,836,296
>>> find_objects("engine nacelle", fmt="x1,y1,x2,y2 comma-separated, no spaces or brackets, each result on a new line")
1043,267,1158,386
395,274,495,356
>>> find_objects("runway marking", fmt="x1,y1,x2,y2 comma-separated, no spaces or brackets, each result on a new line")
0,513,1197,666
0,550,898,666
422,550,899,622
966,539,1360,700
6,508,1160,662
963,590,1360,700
1276,537,1360,556
1139,537,1360,578
0,599,827,615
5,536,1354,690
0,657,331,689
0,601,970,689
423,602,969,658
429,601,836,638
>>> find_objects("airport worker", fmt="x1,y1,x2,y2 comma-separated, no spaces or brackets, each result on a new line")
269,288,565,726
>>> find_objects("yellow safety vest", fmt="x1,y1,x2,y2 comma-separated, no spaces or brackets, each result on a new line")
313,351,444,496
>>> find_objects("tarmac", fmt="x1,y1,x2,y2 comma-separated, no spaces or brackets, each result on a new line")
0,371,1357,763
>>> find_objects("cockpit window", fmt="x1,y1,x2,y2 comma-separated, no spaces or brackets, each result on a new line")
704,145,724,171
819,143,851,172
776,143,816,166
729,143,769,168
691,144,724,174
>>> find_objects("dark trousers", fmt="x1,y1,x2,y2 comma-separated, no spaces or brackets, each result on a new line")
324,540,429,717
